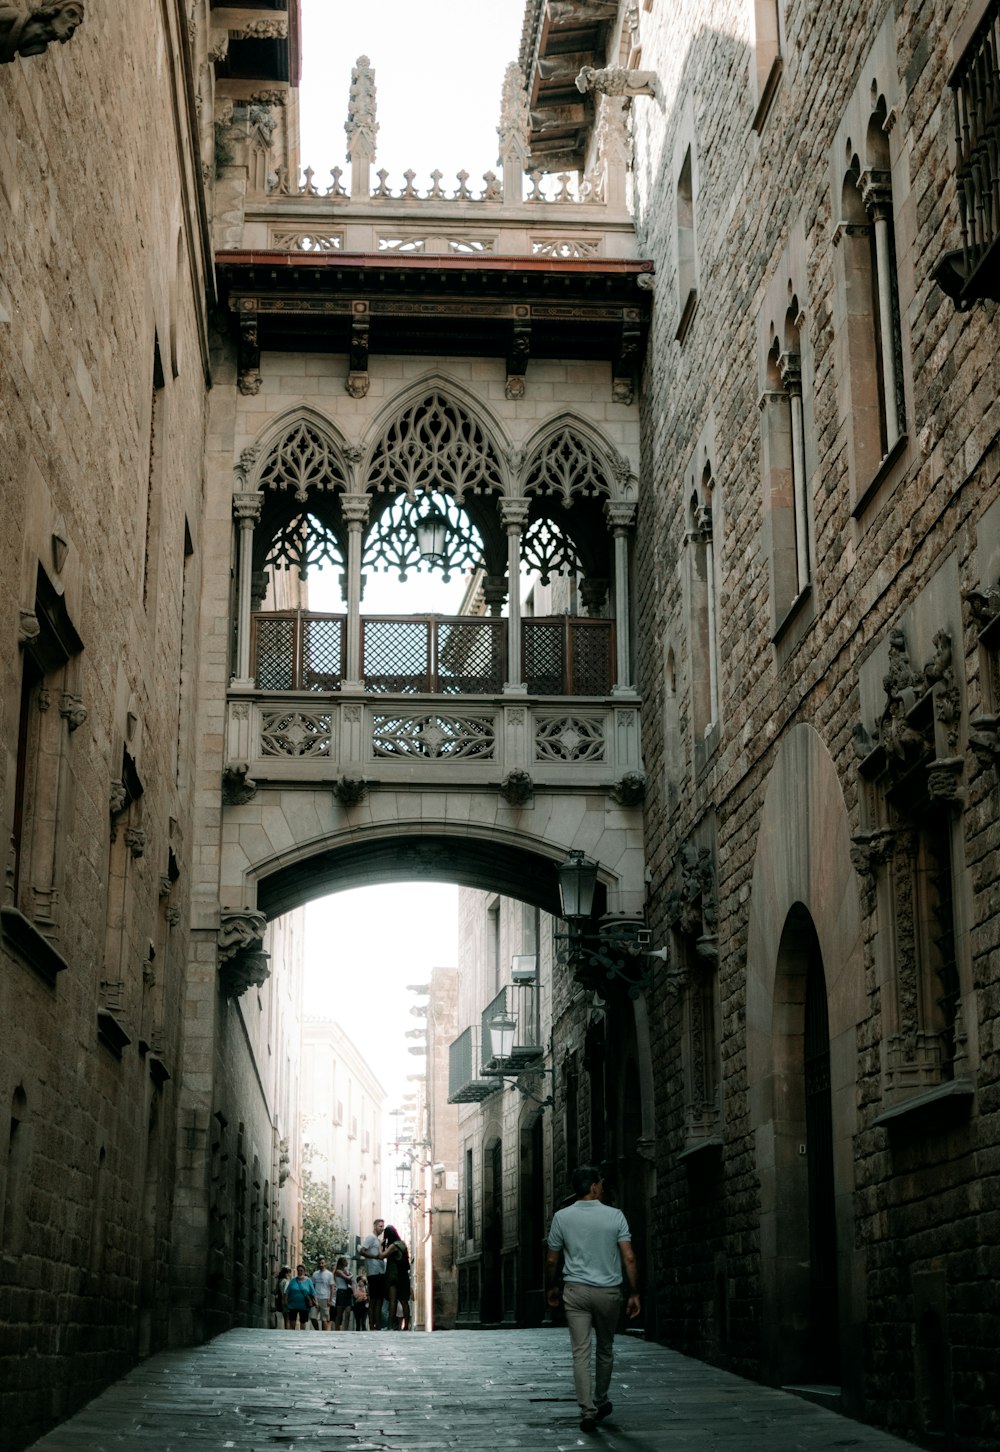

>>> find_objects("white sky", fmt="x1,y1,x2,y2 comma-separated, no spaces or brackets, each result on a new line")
296,0,526,1194
298,0,526,191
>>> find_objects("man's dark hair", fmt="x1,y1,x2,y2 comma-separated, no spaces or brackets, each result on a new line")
571,1165,602,1198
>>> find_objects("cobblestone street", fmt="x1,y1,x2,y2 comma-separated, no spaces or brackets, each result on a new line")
28,1328,917,1451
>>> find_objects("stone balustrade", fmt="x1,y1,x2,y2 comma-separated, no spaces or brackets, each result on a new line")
224,691,642,791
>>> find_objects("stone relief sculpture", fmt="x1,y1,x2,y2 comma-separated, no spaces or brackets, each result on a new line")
0,1,84,62
575,64,657,100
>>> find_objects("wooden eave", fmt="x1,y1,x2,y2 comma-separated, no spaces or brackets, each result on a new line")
519,0,616,170
215,249,653,363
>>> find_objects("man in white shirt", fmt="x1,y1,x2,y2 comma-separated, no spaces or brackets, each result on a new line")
359,1217,386,1330
546,1167,640,1433
312,1255,335,1330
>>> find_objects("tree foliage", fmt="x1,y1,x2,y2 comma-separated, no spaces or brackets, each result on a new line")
300,1168,349,1267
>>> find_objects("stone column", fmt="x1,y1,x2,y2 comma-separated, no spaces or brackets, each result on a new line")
499,498,531,693
341,493,370,690
861,170,901,448
232,492,263,686
604,501,637,694
778,351,809,592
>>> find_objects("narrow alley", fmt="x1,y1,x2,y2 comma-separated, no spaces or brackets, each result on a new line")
27,1328,917,1452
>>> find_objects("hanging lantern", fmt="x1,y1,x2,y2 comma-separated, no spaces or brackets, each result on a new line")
414,502,448,566
557,849,598,920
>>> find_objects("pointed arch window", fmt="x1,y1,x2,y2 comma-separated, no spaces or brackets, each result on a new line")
258,419,349,500
264,513,346,581
522,427,613,504
365,391,504,500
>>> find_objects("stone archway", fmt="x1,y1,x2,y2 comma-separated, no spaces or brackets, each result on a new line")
746,723,866,1408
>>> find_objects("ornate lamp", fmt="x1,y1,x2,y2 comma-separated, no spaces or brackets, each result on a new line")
415,503,449,566
556,849,599,920
488,1011,516,1062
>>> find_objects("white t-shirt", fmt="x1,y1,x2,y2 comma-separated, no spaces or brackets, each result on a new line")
360,1233,386,1275
312,1268,334,1301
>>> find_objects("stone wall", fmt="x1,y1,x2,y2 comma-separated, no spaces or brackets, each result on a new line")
624,0,999,1443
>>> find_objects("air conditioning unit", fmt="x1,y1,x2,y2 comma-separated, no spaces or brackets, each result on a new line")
510,953,537,983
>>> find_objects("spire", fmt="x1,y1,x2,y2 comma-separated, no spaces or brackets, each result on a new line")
345,54,378,197
498,62,530,203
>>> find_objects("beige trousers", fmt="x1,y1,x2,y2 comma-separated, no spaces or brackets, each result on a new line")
562,1282,622,1417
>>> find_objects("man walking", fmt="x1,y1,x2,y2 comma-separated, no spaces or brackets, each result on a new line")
359,1217,386,1329
546,1167,640,1433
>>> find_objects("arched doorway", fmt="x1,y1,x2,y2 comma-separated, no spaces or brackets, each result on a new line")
772,904,839,1383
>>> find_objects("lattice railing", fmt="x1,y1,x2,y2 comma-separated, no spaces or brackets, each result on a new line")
251,612,345,691
250,613,613,696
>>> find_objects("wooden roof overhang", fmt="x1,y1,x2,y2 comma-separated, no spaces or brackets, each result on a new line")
519,0,618,171
216,250,653,398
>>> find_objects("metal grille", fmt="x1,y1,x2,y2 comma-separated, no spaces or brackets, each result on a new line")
523,618,614,695
362,618,431,693
571,621,613,694
523,621,564,694
252,613,344,691
253,616,296,691
438,620,506,693
302,616,344,692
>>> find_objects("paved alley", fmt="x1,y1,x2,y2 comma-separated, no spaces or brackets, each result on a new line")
27,1327,917,1452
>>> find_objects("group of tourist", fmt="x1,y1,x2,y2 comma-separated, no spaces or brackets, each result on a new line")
273,1217,412,1332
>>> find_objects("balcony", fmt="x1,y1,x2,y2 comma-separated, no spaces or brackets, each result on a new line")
934,0,1000,306
448,1026,499,1104
251,611,615,697
479,985,544,1077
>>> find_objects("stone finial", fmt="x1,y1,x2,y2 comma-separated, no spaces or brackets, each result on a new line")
345,54,377,196
575,64,657,99
0,2,84,64
498,62,530,202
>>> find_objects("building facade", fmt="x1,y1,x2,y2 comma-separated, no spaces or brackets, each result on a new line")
2,0,999,1449
300,1015,384,1243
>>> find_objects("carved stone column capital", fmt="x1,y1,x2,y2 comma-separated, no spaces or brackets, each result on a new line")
340,492,371,529
859,168,893,220
233,491,263,525
604,499,637,532
499,497,531,532
777,350,801,396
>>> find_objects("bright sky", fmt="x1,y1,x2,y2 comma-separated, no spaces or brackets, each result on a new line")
298,0,526,191
296,0,526,1188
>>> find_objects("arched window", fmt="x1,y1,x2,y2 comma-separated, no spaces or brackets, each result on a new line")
365,391,503,501
522,426,612,505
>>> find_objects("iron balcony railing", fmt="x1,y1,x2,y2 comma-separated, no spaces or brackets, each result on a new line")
447,1026,499,1104
250,611,615,696
479,984,544,1077
939,0,1000,303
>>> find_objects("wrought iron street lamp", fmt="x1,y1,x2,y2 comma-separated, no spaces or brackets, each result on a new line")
485,1009,553,1107
554,849,666,998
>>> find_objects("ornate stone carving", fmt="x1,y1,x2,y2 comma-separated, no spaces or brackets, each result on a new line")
498,62,530,166
609,770,647,807
876,628,929,763
207,29,228,63
523,429,612,505
109,779,128,820
345,54,377,163
58,692,87,731
664,843,716,942
923,629,961,754
575,64,657,99
969,714,1000,771
595,93,631,168
18,609,40,646
259,420,348,501
230,17,286,40
850,828,896,914
232,491,263,525
534,714,606,763
333,773,368,806
218,907,270,999
124,827,145,860
222,761,257,806
366,390,504,502
0,2,84,63
964,583,1000,628
499,769,533,806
